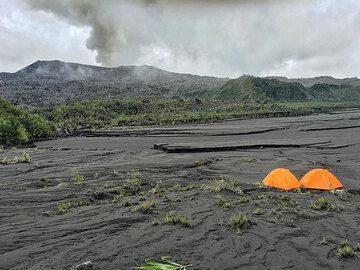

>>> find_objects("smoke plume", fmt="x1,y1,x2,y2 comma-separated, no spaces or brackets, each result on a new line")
17,0,360,77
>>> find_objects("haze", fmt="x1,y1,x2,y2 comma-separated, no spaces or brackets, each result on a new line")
1,0,359,78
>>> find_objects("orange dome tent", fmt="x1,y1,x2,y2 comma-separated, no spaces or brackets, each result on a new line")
300,169,343,190
262,168,302,190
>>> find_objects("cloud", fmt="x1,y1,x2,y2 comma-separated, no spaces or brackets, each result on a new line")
2,0,360,77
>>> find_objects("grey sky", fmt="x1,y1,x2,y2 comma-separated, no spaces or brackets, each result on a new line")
0,0,359,78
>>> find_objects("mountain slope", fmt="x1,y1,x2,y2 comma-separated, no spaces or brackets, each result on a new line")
1,60,360,106
268,76,360,87
0,60,228,106
212,75,308,102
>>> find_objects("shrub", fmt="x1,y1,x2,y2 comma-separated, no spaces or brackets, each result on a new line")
0,98,55,146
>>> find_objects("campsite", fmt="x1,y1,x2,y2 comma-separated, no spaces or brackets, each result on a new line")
1,1,360,269
1,108,359,269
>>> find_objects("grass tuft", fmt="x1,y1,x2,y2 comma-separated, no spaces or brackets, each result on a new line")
216,195,232,209
310,197,343,212
227,213,256,230
201,178,242,195
132,199,157,214
135,256,191,270
0,152,31,165
71,167,84,185
164,211,192,227
125,169,142,194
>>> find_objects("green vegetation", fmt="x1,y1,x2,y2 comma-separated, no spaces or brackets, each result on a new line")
125,169,142,194
171,183,198,192
164,211,192,227
0,152,31,165
135,256,191,270
148,181,165,196
2,96,359,147
132,199,157,214
103,181,116,189
310,197,343,212
201,178,243,195
71,168,84,185
253,208,264,215
210,75,308,102
227,213,256,230
330,189,348,200
336,240,359,259
205,75,360,103
35,98,360,133
0,98,55,146
254,182,267,189
216,195,232,209
56,200,89,214
194,158,215,167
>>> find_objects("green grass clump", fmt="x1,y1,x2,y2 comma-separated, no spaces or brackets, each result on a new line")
337,245,356,259
171,183,198,192
253,208,264,215
216,195,232,209
103,181,116,189
236,196,249,204
71,167,84,185
57,202,72,214
330,189,349,200
125,169,142,194
57,181,70,188
227,213,256,230
148,181,165,196
164,211,192,227
194,158,215,167
135,256,191,270
0,152,31,165
254,181,267,189
310,197,343,211
56,200,89,214
132,200,157,214
112,194,123,203
201,178,243,195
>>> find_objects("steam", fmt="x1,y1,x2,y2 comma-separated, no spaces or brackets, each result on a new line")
15,0,360,77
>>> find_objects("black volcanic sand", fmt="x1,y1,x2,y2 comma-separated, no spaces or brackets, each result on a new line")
1,110,360,270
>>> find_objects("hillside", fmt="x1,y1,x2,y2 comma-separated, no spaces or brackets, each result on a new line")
210,75,308,102
268,76,360,87
1,60,360,106
209,75,360,102
0,60,228,107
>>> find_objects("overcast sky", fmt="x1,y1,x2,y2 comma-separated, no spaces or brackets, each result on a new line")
0,0,359,78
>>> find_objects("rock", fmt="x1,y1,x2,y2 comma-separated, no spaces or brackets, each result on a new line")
74,261,93,270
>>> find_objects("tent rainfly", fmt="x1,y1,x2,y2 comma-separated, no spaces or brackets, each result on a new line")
300,169,343,190
262,168,302,190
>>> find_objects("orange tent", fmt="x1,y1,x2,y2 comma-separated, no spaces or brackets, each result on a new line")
300,169,343,190
262,168,302,190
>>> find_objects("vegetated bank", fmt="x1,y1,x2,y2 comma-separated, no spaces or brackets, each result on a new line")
35,98,360,132
0,98,55,146
2,97,360,147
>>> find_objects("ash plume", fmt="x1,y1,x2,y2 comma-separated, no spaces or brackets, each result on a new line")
20,0,360,77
